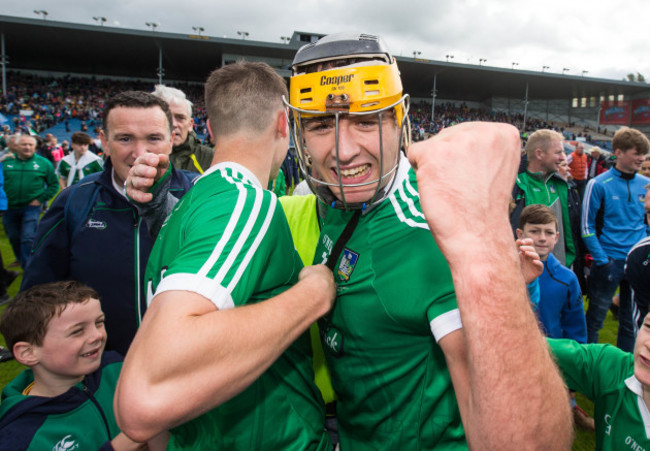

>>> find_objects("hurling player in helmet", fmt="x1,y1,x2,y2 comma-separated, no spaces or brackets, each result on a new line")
285,33,571,449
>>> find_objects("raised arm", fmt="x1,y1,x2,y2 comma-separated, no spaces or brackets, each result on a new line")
115,264,335,442
408,122,572,449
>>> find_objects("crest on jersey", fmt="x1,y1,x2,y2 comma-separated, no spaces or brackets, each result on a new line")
337,248,359,282
549,185,556,194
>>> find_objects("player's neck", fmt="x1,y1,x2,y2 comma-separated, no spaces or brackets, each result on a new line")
212,134,275,187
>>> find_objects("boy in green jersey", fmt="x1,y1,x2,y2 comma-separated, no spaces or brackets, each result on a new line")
549,311,650,450
285,33,572,449
0,281,166,450
116,62,336,449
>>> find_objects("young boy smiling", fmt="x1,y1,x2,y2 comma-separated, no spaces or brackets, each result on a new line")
516,204,587,343
0,281,156,450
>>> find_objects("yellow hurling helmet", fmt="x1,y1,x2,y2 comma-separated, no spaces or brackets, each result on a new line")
285,33,411,210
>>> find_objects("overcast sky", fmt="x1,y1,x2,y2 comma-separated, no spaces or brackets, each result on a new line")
3,0,649,81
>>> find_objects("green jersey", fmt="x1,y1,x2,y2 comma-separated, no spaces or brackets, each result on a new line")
57,151,104,186
145,162,330,450
549,338,650,450
315,157,466,449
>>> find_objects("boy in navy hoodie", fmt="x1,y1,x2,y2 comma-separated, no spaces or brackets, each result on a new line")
0,281,166,450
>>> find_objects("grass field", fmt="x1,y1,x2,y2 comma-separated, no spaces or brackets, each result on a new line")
0,222,618,449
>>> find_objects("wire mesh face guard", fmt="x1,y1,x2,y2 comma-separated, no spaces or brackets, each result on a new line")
284,95,411,211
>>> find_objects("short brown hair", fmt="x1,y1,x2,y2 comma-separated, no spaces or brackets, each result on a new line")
204,62,288,139
103,91,173,135
70,132,93,145
525,129,564,160
518,204,558,230
612,127,649,155
0,281,100,350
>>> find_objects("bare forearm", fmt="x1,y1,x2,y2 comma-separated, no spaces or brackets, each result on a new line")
446,223,572,449
116,277,332,441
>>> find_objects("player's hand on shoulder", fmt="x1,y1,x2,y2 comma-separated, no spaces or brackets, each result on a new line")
298,264,336,313
126,153,170,203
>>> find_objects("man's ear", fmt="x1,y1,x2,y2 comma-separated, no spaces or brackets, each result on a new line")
99,129,109,157
13,341,39,367
276,109,289,139
516,228,524,239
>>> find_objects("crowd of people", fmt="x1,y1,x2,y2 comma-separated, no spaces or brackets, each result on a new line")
0,32,648,450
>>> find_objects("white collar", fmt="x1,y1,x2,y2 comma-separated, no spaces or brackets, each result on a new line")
198,162,262,189
625,375,650,439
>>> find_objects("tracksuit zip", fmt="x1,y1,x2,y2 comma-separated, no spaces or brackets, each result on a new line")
81,383,112,440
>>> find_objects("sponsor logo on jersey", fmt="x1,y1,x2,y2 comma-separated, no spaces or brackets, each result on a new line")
624,435,646,451
85,219,106,230
337,248,359,282
612,195,620,200
324,326,344,357
53,435,79,451
320,74,354,86
604,414,612,436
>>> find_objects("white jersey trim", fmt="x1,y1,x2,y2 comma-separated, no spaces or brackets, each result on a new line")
196,161,262,189
429,308,463,342
625,375,650,439
154,273,235,310
388,155,429,230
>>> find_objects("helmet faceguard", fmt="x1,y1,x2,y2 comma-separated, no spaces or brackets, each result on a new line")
285,33,411,211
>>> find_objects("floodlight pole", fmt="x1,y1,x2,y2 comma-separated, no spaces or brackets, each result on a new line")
431,74,437,126
522,83,529,132
157,48,164,84
1,33,6,96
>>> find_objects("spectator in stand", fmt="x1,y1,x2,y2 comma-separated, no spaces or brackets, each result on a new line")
151,85,213,174
2,134,58,268
582,127,650,353
567,142,588,198
56,132,104,189
587,147,609,180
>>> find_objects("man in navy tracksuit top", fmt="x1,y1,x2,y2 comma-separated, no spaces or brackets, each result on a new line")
21,92,194,357
581,127,650,352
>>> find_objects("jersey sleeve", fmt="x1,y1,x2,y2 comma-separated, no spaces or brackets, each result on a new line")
57,159,70,179
581,179,608,265
547,338,632,400
153,186,281,310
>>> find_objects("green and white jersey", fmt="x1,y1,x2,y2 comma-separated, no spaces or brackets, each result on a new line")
56,151,104,186
145,162,330,450
549,338,650,451
315,156,466,449
547,338,650,451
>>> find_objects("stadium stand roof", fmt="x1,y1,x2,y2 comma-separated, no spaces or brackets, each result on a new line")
2,14,649,103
